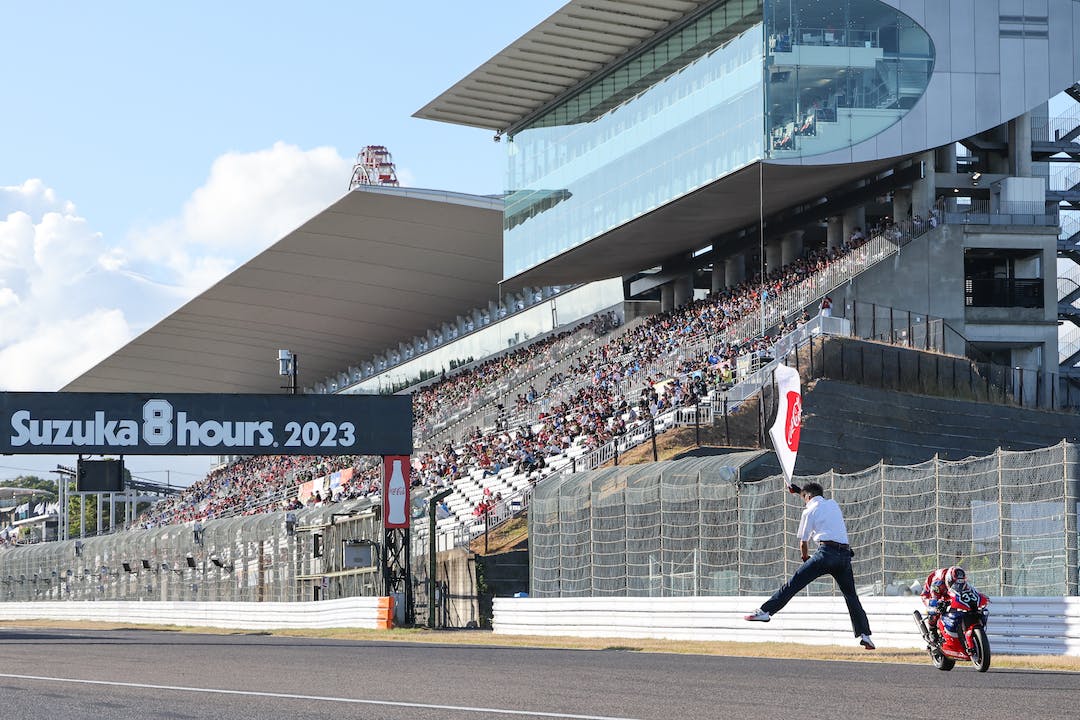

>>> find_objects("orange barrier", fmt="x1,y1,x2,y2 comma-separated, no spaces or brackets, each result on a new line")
375,596,395,629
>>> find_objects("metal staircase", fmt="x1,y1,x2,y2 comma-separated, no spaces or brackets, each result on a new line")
1052,89,1080,383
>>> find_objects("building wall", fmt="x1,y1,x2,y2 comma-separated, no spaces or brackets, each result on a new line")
833,223,1059,370
785,0,1080,166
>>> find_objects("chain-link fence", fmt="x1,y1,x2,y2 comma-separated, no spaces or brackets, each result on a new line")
530,443,1080,598
0,499,382,603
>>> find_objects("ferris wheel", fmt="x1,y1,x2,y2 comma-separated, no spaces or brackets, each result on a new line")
348,145,400,190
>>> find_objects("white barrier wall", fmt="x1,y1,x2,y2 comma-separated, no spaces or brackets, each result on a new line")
492,596,1080,656
0,596,392,631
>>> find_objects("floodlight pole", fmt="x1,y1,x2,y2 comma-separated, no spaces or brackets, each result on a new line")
278,349,298,395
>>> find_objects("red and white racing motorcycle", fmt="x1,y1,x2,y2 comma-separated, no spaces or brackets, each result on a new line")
913,583,991,672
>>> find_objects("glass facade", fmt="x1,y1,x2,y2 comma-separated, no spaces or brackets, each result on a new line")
504,0,766,280
764,0,934,157
502,0,936,280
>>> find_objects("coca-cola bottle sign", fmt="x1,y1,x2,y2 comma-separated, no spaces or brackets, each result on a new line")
383,455,410,528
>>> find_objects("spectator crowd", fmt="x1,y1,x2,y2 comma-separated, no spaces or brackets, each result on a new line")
124,219,904,532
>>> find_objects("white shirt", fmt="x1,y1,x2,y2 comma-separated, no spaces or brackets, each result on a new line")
797,496,850,544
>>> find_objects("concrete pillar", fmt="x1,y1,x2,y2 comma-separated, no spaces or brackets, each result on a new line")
892,187,913,222
673,274,693,308
935,144,958,212
711,263,724,294
1011,346,1041,407
1009,111,1033,178
660,284,674,312
935,143,957,174
781,230,804,266
765,240,783,276
912,150,936,218
725,253,746,287
843,206,866,244
827,216,844,250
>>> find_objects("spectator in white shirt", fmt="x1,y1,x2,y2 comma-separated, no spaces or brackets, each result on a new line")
743,481,875,650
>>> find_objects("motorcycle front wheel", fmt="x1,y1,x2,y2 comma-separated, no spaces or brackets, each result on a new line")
969,627,991,672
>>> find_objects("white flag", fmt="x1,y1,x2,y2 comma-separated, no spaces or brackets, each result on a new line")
768,364,802,486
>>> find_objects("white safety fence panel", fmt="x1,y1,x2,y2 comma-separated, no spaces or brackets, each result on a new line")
493,596,1080,656
0,596,391,631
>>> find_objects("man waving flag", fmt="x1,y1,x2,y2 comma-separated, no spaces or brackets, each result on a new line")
768,364,802,491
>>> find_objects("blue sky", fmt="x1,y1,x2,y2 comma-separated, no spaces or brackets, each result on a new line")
0,1,564,484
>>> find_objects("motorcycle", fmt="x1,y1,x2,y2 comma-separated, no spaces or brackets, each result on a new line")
913,583,991,672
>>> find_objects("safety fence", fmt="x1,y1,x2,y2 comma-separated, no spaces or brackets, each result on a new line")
799,332,1080,411
0,499,382,604
530,444,1080,599
491,596,1080,656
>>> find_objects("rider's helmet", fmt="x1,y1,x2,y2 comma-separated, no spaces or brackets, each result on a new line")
945,566,967,588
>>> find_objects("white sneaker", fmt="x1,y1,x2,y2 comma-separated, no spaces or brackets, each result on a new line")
859,634,876,650
744,609,771,622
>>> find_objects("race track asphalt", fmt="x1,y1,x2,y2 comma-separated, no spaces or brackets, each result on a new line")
0,627,1077,720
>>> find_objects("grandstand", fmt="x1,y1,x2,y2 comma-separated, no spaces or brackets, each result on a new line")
4,1,1080,619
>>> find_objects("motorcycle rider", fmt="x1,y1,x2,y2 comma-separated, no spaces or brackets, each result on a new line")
920,565,970,642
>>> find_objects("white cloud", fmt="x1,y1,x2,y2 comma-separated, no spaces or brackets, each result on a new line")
0,142,351,390
0,287,18,308
123,141,349,296
0,187,137,388
0,179,73,218
0,309,130,390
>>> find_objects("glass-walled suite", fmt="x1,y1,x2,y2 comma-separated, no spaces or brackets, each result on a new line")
502,0,938,280
503,0,766,281
764,0,934,157
341,279,624,395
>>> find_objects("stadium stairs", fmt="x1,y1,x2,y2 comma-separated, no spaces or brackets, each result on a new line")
428,223,951,546
421,313,641,448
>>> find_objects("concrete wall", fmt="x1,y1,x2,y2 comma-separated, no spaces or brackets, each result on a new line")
435,547,480,629
0,596,393,630
795,378,1080,475
623,300,661,324
492,595,1080,656
833,223,1059,364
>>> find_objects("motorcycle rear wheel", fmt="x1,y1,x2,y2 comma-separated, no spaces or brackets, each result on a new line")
969,627,991,672
930,647,955,671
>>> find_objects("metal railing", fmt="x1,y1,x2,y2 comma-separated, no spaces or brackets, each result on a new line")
1031,114,1080,142
1061,214,1080,242
946,199,1059,227
433,400,720,549
964,278,1045,308
420,313,636,447
415,314,621,443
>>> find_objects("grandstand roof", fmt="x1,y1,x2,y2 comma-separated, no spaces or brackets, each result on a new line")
64,187,504,394
414,0,714,133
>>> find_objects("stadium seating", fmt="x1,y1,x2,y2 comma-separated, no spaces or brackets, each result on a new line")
135,219,907,534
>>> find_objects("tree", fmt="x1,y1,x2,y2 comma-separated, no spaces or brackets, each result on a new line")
1,475,57,494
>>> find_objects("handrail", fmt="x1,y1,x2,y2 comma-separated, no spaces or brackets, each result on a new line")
416,315,613,440
420,312,634,446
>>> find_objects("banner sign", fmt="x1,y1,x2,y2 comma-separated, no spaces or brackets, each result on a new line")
0,392,412,456
767,365,802,487
383,455,410,529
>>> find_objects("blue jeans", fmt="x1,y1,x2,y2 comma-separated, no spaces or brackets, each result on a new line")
760,545,871,637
